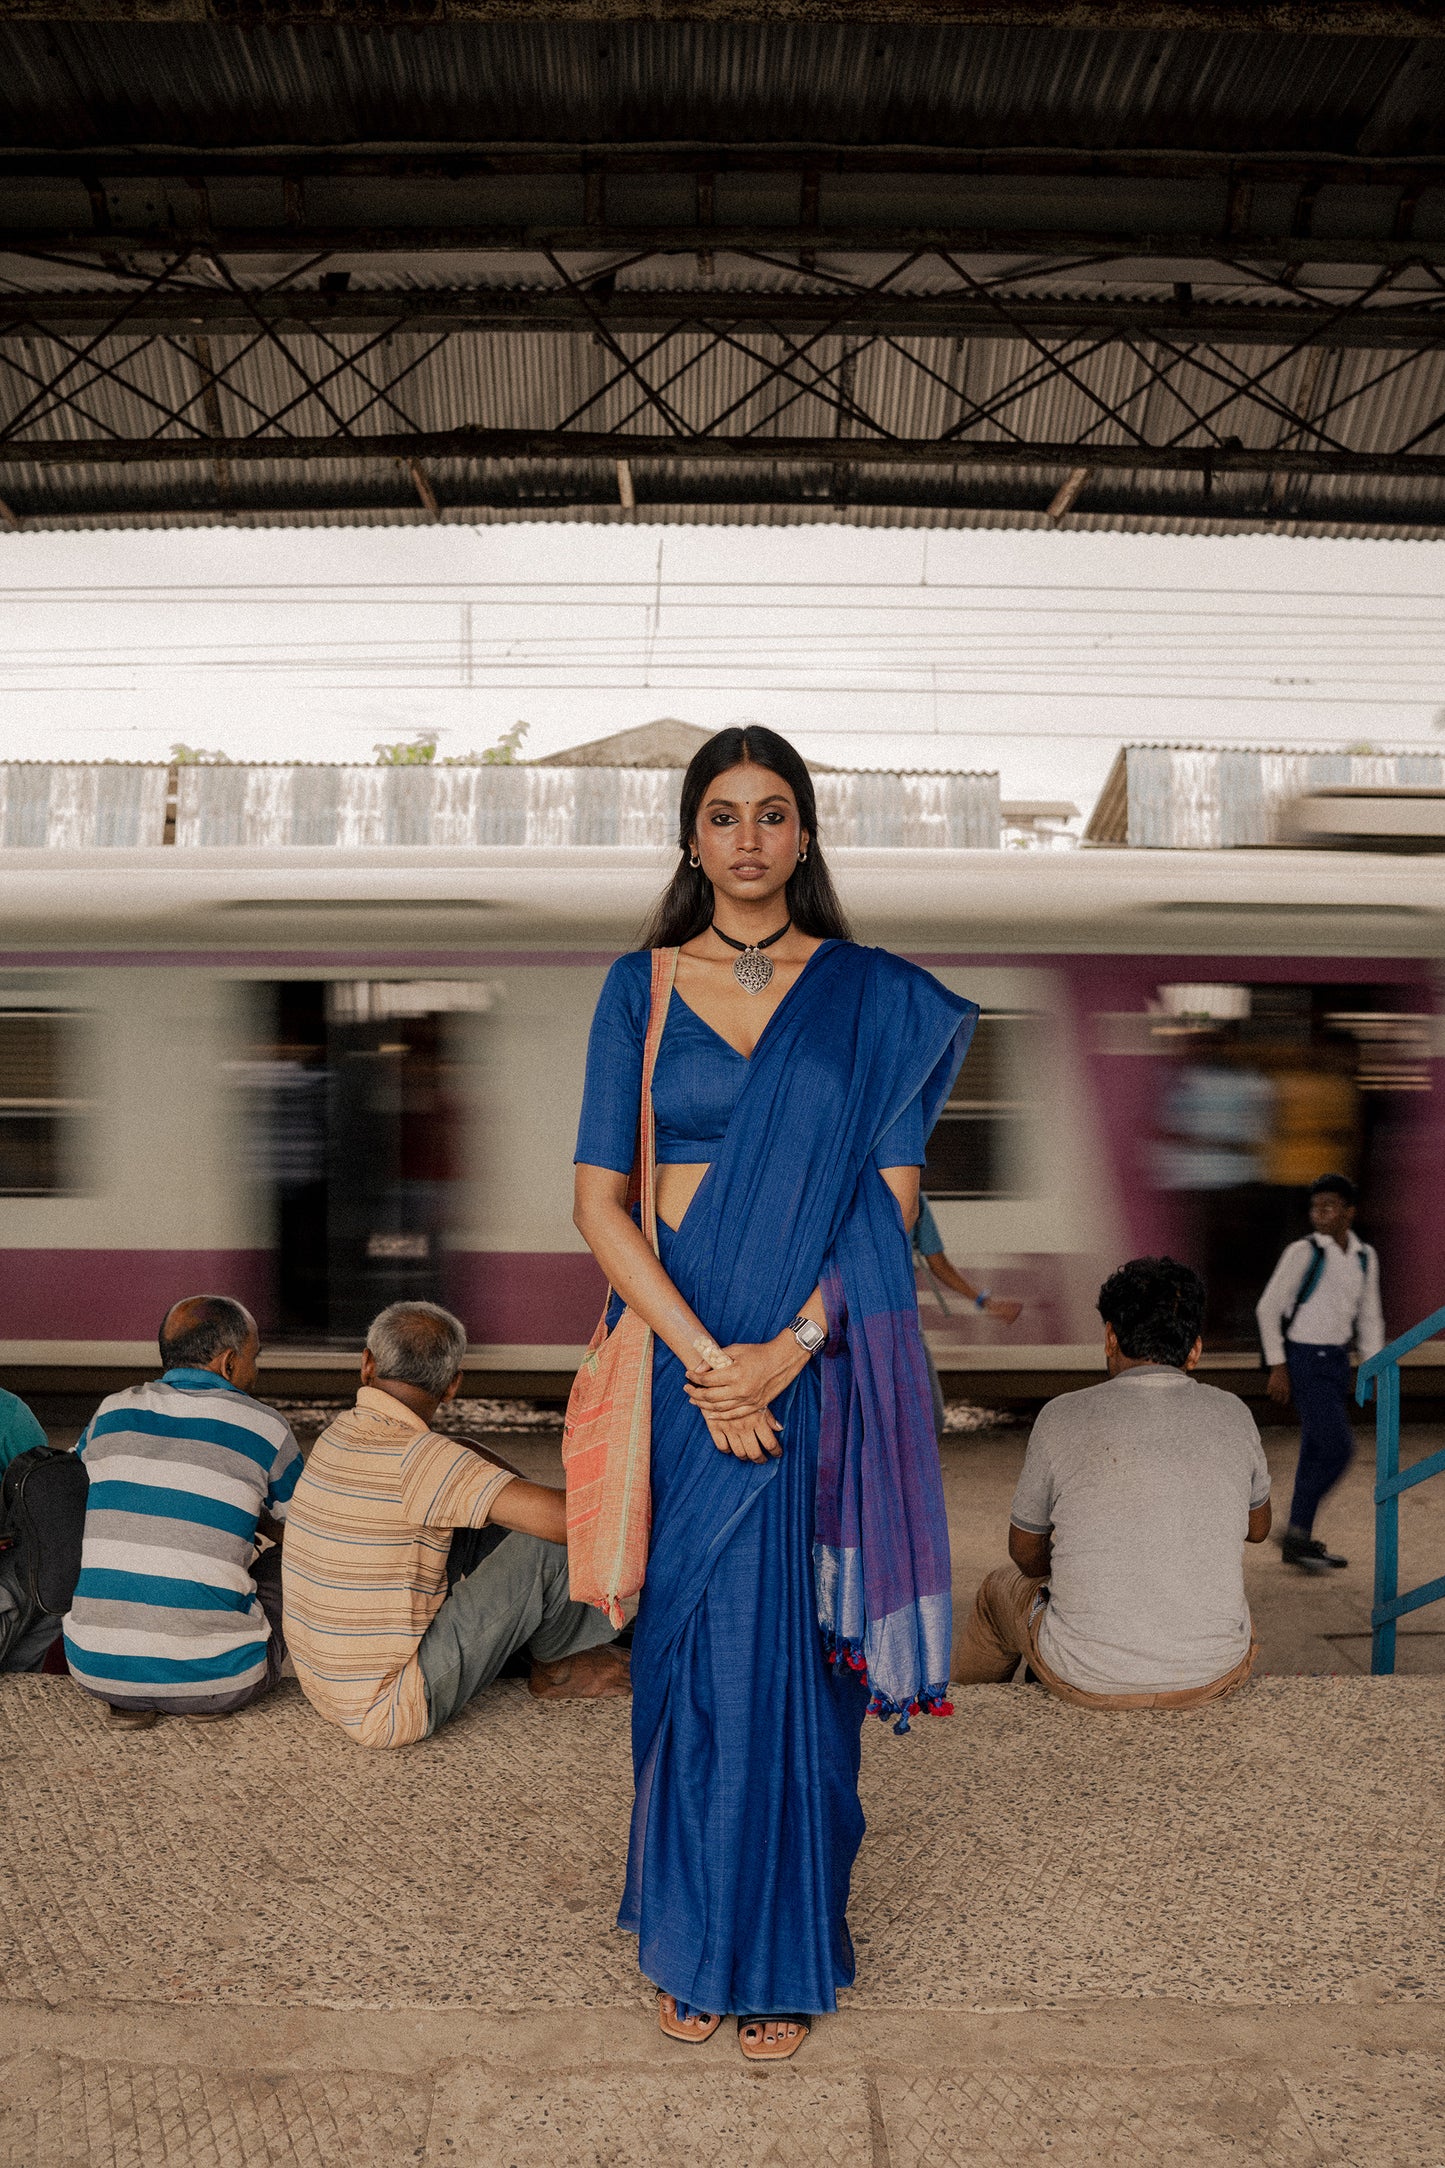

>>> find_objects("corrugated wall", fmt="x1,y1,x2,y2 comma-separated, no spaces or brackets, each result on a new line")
0,764,168,848
1123,746,1445,848
172,762,1001,849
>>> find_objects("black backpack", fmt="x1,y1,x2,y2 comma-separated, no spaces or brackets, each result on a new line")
0,1445,88,1664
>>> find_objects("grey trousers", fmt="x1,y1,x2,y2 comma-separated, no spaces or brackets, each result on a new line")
86,1545,288,1715
0,1551,62,1673
416,1529,617,1735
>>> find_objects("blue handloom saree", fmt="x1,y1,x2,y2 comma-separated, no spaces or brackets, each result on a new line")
615,939,976,2017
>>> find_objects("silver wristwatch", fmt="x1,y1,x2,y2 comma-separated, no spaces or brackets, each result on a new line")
789,1313,826,1356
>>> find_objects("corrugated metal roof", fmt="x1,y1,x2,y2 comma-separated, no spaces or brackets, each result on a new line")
7,314,1445,534
1,20,1431,156
4,17,1445,533
1085,742,1445,847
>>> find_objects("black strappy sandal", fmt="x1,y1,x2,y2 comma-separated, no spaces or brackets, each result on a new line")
737,2014,811,2061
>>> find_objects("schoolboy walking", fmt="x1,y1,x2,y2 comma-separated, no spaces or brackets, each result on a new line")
1255,1174,1384,1573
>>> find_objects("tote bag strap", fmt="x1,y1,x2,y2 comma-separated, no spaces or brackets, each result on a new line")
636,947,679,1259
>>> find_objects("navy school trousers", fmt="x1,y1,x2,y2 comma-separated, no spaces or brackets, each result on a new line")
1285,1342,1355,1536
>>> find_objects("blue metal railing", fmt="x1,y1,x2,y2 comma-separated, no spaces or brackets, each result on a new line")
1356,1305,1445,1674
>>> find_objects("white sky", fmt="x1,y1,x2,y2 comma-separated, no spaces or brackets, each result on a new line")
2,519,1444,818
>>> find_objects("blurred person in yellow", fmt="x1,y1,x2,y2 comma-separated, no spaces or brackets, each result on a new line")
1262,1062,1358,1190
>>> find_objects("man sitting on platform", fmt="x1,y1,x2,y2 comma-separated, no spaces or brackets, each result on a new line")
282,1300,626,1748
63,1295,300,1728
953,1257,1272,1709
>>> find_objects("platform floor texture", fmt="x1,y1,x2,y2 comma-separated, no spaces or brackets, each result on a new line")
4,1663,1445,2168
5,1413,1443,2165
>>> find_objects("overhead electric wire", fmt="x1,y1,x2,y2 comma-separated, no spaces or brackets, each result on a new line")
3,571,1443,757
6,691,1444,725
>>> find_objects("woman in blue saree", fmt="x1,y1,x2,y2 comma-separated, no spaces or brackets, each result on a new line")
574,727,976,2059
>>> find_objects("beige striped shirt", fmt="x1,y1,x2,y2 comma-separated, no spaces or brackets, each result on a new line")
282,1386,515,1748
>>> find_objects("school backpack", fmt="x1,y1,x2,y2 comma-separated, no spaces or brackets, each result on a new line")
0,1445,88,1665
1282,1235,1373,1336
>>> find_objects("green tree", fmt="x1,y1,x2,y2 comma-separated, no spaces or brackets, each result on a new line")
373,732,439,766
471,721,529,766
430,722,532,766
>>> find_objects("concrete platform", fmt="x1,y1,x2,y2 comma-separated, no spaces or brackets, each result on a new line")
4,1667,1444,2166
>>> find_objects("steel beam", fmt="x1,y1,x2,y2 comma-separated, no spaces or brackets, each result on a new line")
4,148,1445,187
3,430,1445,478
3,472,1444,529
5,225,1445,269
5,289,1445,349
0,482,1422,521
0,2,1442,29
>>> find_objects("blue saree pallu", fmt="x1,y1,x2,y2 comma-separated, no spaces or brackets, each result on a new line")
616,940,977,2017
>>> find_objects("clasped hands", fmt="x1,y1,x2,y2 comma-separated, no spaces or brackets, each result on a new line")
684,1331,812,1463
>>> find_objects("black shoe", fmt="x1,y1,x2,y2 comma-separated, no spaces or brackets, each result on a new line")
1280,1532,1348,1572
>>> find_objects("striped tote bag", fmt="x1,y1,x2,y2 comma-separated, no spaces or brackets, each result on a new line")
562,947,677,1625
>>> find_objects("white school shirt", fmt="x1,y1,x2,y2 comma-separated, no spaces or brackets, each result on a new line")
1255,1230,1384,1368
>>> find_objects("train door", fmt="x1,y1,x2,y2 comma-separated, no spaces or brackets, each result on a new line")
1148,979,1435,1348
245,980,485,1342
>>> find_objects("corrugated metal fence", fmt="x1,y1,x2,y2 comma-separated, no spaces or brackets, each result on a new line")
1123,748,1445,849
0,763,1001,849
0,763,169,848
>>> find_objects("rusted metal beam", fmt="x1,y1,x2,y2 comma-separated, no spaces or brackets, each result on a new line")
5,224,1445,268
0,2,1441,30
6,479,1445,532
7,288,1445,348
2,429,1445,478
5,148,1445,187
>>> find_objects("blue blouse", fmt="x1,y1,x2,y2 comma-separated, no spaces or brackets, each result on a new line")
575,947,926,1171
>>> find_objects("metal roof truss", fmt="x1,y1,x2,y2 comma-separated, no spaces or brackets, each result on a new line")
7,144,1445,528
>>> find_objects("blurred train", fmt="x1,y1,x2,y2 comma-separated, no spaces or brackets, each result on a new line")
0,837,1440,1402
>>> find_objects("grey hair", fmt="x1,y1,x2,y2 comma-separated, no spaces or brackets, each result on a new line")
159,1295,256,1371
365,1300,468,1397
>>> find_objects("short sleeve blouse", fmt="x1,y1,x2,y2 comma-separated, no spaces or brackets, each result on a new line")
575,948,926,1172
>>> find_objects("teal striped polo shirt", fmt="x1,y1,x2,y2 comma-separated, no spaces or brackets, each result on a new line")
63,1368,302,1704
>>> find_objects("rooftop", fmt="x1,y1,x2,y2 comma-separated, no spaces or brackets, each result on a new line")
4,6,1445,533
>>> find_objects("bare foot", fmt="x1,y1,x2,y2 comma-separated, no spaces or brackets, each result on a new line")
528,1646,631,1701
738,2015,811,2061
658,1993,721,2042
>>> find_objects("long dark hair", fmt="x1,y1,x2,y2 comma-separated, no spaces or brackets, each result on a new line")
637,726,854,950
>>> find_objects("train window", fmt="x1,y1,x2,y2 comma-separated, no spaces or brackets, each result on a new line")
0,1011,85,1196
922,1012,1040,1201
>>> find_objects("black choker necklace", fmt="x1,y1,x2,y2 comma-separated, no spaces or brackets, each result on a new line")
711,918,791,994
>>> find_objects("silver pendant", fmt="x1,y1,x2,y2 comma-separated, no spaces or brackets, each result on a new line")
732,948,775,994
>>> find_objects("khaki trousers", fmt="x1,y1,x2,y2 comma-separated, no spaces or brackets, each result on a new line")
952,1564,1258,1711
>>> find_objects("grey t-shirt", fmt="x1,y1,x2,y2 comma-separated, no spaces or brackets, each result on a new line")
1010,1365,1271,1695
